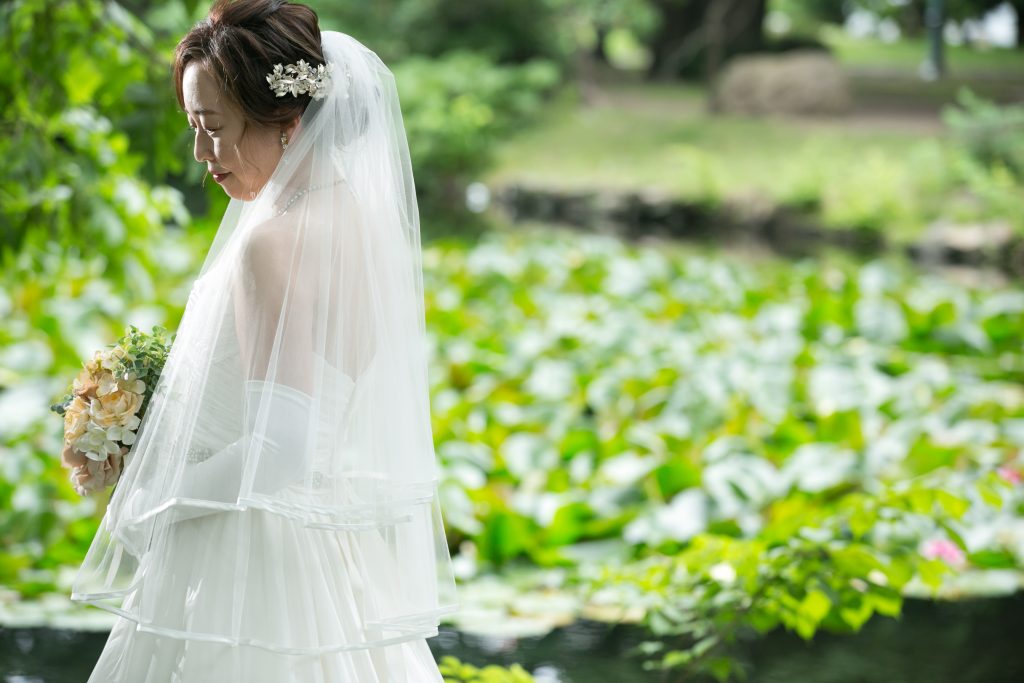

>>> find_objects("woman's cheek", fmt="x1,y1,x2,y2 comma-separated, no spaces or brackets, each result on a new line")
221,140,243,167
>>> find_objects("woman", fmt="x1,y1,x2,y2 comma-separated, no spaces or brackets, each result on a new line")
70,1,459,679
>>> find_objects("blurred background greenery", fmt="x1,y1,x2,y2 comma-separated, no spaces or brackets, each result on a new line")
2,1,1024,681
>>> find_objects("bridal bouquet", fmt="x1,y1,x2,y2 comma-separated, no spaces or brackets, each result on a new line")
51,325,173,496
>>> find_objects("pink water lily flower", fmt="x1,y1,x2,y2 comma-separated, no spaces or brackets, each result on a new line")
997,466,1021,485
921,538,966,569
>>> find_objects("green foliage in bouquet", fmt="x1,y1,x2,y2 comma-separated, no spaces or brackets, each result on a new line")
50,324,174,421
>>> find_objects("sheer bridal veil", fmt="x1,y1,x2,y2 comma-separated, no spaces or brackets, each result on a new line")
70,30,459,652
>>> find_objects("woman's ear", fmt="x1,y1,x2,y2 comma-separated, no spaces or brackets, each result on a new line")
284,116,301,141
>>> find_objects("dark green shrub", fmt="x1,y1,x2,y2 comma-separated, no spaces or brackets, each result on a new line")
943,88,1024,180
395,51,562,227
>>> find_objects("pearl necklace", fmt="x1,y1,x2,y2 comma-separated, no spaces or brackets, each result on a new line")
274,178,346,217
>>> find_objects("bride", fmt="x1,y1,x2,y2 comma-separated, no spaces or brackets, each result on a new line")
71,0,459,679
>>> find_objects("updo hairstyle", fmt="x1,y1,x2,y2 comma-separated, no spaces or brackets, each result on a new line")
173,0,325,130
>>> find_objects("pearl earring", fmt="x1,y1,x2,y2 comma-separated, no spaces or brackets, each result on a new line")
280,132,289,150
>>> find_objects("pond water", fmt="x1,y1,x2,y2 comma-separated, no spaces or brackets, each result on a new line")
2,593,1022,682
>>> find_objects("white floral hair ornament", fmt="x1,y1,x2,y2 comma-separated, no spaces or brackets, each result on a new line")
266,59,349,101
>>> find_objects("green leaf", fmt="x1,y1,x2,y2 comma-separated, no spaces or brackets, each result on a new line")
885,556,916,589
543,502,593,546
935,519,968,551
916,558,950,591
654,459,701,499
62,52,104,105
839,597,875,630
831,545,883,576
966,549,1017,569
661,649,694,668
865,587,902,618
478,510,533,563
976,479,1005,509
933,490,969,519
707,656,734,683
848,504,876,540
799,588,832,625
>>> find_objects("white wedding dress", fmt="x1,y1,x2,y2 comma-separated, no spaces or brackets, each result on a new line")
86,507,445,682
77,29,459,680
84,275,447,682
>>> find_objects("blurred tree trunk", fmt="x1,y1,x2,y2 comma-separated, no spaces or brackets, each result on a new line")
1015,0,1024,48
896,3,928,38
592,24,611,65
645,0,766,81
891,0,1022,45
645,0,705,79
924,0,946,79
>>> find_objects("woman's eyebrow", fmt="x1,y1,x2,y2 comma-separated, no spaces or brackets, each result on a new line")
185,107,220,116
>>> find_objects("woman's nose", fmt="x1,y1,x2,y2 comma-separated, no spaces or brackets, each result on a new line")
193,133,214,164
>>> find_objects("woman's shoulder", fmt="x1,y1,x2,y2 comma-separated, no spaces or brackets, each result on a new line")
247,206,300,240
239,212,301,281
240,183,350,275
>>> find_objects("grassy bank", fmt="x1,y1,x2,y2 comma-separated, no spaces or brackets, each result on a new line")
485,70,1022,243
823,28,1024,75
486,82,951,241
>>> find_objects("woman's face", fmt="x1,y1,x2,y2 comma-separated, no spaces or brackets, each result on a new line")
182,62,295,201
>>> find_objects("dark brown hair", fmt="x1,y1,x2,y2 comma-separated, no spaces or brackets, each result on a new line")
173,0,324,128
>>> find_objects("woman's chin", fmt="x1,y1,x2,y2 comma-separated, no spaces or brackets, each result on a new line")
221,184,246,201
220,180,262,201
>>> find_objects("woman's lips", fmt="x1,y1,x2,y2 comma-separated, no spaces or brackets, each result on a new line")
211,171,231,184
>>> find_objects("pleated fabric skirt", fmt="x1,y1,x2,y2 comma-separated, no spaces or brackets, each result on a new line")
85,505,445,682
